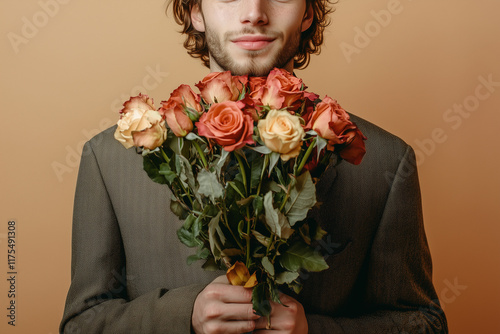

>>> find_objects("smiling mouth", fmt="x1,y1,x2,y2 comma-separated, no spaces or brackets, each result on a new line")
232,35,275,51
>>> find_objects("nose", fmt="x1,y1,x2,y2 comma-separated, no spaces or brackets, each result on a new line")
239,0,269,26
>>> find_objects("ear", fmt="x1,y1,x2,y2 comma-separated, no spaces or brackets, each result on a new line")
301,5,314,32
190,4,206,32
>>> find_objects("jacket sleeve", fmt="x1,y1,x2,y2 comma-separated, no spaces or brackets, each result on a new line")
306,146,448,333
60,141,205,334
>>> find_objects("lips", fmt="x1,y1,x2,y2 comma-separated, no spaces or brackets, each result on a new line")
232,35,275,51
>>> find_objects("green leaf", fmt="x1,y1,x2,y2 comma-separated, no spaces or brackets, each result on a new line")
202,257,219,271
187,246,211,265
252,283,272,318
275,167,286,186
250,155,264,191
268,280,282,305
159,163,177,184
262,256,275,276
299,224,311,244
288,280,303,294
186,254,199,265
253,195,264,216
143,155,167,184
208,212,223,259
316,136,328,160
279,242,329,272
192,216,203,238
251,230,270,247
197,169,224,203
227,181,245,199
178,155,196,190
268,152,280,176
275,271,299,285
263,192,294,240
170,199,188,219
177,227,198,248
185,132,205,142
182,213,196,230
236,196,254,207
284,171,317,226
217,148,230,167
174,153,182,175
250,146,272,154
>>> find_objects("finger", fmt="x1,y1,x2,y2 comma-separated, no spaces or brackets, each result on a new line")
216,303,261,321
206,284,254,304
211,275,229,284
205,320,257,334
254,316,271,330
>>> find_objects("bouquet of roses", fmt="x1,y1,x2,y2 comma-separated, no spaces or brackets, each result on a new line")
114,68,366,327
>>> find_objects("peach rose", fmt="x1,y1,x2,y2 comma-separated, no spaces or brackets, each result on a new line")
195,71,248,104
114,94,167,150
304,96,366,165
160,84,203,137
251,68,305,112
258,109,305,161
196,101,254,151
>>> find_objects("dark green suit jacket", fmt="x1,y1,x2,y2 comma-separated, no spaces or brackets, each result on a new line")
60,115,448,333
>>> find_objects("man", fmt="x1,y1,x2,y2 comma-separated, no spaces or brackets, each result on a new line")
60,0,448,332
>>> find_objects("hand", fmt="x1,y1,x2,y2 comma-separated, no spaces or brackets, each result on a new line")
253,293,308,334
192,275,261,334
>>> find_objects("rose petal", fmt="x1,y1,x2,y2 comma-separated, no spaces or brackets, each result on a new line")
243,272,258,288
226,261,251,286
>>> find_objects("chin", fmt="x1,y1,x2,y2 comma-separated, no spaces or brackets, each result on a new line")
223,58,287,77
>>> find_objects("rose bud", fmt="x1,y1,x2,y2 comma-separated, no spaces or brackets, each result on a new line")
160,85,203,137
303,96,366,164
195,71,248,104
251,68,305,112
226,261,258,288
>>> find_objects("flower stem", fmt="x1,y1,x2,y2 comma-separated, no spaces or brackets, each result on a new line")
265,233,275,257
256,154,269,196
222,201,244,250
245,207,251,268
160,147,170,163
234,152,252,268
296,137,317,176
193,141,208,169
279,193,290,212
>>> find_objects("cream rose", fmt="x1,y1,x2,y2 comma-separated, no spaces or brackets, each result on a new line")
114,94,167,150
258,109,305,161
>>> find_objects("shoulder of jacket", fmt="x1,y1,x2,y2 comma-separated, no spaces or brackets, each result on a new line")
349,113,410,155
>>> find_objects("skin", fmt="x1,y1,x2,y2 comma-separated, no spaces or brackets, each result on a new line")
193,275,308,334
190,1,313,332
191,0,313,76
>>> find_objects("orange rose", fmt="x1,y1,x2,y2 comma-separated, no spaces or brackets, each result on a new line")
251,68,305,112
195,71,248,104
160,85,202,137
304,96,366,165
114,94,167,150
196,101,254,151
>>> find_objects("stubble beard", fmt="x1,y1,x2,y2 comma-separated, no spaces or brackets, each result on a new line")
205,26,302,77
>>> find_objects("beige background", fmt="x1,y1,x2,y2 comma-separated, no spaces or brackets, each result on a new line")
1,0,499,333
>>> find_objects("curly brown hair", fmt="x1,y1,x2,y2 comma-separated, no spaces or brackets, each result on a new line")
166,0,336,69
